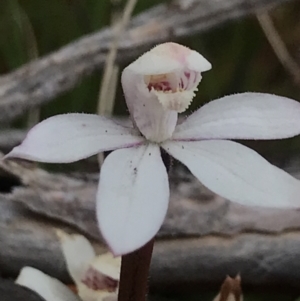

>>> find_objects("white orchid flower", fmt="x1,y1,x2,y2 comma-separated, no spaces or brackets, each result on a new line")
5,42,300,255
16,231,120,301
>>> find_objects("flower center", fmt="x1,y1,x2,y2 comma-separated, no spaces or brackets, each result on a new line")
144,70,201,113
147,74,173,92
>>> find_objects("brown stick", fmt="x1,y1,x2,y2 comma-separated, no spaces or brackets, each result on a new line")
4,158,300,288
118,239,154,301
0,0,293,123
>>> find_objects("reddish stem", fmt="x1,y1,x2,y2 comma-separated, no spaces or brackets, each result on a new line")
118,239,154,301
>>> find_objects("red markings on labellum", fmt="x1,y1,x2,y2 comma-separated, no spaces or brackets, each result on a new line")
81,267,118,292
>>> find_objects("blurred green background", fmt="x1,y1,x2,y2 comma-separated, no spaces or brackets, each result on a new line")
1,0,300,299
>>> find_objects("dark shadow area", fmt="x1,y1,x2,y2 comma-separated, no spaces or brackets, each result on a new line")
0,171,22,193
0,279,46,301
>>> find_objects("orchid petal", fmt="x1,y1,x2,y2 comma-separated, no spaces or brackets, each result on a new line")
16,267,80,301
57,230,96,285
5,114,144,163
97,144,169,255
173,93,300,140
162,140,300,208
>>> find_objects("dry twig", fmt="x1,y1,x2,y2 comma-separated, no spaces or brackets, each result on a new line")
0,0,293,123
2,158,300,287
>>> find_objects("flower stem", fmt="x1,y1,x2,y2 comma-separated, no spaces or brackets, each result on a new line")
118,239,154,301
